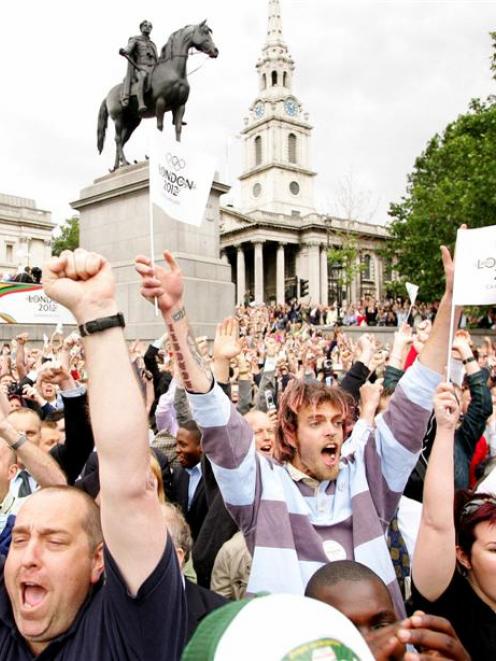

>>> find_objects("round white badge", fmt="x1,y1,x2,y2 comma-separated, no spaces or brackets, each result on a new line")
322,540,347,562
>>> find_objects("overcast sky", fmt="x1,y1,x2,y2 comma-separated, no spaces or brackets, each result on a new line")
1,0,495,228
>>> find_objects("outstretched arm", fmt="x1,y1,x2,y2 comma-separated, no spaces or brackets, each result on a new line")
43,249,167,596
412,383,459,601
135,251,212,393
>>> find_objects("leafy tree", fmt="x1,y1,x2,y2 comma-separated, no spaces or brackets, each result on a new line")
52,216,79,256
384,33,496,302
327,231,365,298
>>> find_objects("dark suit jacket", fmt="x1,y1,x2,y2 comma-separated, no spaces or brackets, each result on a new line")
184,578,227,642
171,465,208,543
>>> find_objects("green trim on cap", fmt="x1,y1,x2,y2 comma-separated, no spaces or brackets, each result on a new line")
182,598,252,660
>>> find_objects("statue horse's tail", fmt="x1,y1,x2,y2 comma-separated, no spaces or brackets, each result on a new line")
97,99,108,154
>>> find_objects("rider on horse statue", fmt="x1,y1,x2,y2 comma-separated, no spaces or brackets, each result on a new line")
119,20,158,114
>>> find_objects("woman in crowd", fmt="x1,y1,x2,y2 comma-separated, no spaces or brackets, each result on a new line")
411,382,496,658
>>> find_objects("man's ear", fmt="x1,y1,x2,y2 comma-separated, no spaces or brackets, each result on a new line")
456,545,472,572
90,542,105,584
7,464,19,481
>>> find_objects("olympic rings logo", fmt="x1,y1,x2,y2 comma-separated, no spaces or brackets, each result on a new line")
166,153,186,170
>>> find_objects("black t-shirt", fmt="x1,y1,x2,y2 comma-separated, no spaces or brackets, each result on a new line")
411,571,496,660
0,536,186,660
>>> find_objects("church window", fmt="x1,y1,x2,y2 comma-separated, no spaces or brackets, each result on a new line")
289,181,300,195
283,71,287,87
253,183,262,198
262,73,267,89
255,136,262,166
288,133,297,163
362,254,372,280
271,70,278,86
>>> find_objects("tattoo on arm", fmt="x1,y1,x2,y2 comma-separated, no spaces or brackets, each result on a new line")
166,321,212,391
172,307,186,322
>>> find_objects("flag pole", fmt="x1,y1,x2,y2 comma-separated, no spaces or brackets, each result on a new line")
446,301,456,382
148,182,159,317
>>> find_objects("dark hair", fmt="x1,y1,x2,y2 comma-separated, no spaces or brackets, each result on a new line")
305,560,391,602
179,419,202,442
455,490,496,557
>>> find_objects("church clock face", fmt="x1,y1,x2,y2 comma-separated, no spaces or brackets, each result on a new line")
254,102,265,119
284,98,298,117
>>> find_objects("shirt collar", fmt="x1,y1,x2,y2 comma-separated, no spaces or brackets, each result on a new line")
185,462,201,477
285,462,320,490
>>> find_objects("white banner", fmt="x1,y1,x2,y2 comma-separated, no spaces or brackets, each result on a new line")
0,283,75,324
453,225,496,305
405,282,419,305
149,134,216,227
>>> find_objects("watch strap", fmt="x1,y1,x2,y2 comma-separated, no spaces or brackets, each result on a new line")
79,313,125,337
462,356,476,365
10,433,28,451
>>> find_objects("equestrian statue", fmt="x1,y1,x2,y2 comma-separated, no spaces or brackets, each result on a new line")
97,19,219,171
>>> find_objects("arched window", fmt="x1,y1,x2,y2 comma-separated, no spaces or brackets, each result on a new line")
271,70,278,86
255,136,262,166
283,71,287,87
362,254,372,280
262,73,267,89
288,133,297,163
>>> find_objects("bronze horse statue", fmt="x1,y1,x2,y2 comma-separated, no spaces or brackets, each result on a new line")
97,20,219,171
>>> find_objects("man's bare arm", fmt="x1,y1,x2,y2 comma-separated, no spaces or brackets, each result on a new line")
43,249,167,596
135,251,212,393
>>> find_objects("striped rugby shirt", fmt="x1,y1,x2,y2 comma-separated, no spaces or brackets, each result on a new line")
187,360,441,617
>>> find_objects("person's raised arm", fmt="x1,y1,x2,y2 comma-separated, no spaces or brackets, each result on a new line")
412,383,459,601
43,248,167,596
15,333,29,381
0,388,66,488
135,251,212,393
418,245,459,375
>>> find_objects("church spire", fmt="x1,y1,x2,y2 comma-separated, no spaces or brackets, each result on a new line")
256,0,294,96
266,0,284,45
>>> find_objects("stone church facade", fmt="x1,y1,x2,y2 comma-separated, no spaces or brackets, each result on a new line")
220,0,389,306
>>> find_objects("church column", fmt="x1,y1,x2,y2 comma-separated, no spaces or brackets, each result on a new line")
374,254,382,300
236,245,246,306
320,244,328,306
307,241,320,303
276,243,286,305
254,241,265,304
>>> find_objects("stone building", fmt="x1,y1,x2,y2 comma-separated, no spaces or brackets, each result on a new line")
220,0,389,306
0,194,54,276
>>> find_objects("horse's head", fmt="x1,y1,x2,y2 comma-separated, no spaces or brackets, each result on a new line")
190,19,219,58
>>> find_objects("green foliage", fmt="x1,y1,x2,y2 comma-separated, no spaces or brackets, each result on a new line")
52,217,80,256
327,232,365,288
385,96,496,301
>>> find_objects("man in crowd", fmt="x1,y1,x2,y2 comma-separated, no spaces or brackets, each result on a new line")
305,560,469,660
135,245,454,616
0,248,185,658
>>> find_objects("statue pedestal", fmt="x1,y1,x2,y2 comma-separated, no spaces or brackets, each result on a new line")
71,162,234,340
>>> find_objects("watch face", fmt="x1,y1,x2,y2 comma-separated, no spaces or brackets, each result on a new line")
284,98,298,116
254,102,265,119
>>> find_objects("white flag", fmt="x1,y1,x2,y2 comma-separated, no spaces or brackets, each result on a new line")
149,134,216,227
452,225,496,305
405,282,419,305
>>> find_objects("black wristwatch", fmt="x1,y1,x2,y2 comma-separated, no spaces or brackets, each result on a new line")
462,356,476,365
79,313,125,337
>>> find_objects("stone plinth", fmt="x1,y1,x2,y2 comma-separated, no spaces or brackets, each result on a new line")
71,162,234,340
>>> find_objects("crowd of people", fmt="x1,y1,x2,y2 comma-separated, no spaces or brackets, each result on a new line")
0,244,494,658
246,295,496,330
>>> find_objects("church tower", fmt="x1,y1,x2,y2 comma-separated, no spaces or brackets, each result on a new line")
238,0,316,216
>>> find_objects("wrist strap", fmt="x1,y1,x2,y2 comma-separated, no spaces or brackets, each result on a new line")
10,433,28,451
462,356,476,365
79,313,125,337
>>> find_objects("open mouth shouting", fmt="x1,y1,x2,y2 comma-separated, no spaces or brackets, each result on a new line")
20,581,48,613
321,442,340,469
